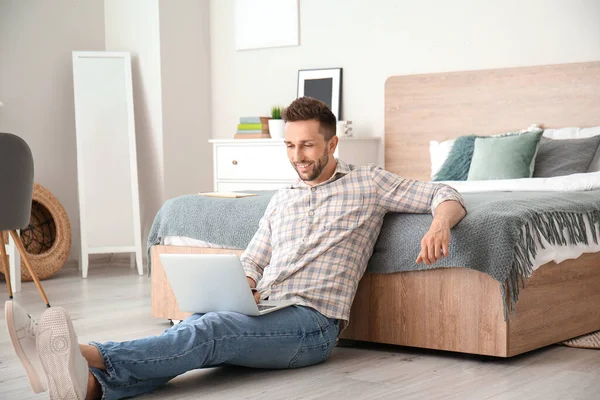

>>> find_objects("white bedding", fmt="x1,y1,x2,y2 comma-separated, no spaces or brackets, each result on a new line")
437,171,600,193
164,236,227,248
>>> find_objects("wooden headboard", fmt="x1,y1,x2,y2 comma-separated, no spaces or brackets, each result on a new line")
384,61,600,181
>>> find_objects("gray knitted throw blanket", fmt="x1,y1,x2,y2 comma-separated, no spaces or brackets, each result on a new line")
147,190,600,319
147,191,275,268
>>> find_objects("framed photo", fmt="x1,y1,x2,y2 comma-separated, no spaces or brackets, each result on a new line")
235,0,299,51
297,68,342,120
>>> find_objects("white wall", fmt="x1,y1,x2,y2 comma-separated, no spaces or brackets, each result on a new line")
0,0,105,260
159,0,213,199
0,0,212,266
104,0,165,263
104,0,213,265
210,0,600,141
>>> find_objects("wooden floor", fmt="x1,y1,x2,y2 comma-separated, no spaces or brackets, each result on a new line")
1,262,600,400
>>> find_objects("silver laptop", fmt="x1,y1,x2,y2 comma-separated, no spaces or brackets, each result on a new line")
159,253,296,316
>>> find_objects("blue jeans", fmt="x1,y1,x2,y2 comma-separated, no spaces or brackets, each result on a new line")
88,306,340,400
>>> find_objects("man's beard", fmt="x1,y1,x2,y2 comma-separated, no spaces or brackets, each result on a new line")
292,151,329,182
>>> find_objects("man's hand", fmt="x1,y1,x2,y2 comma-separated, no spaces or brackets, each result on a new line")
416,200,466,265
247,277,260,304
416,217,451,265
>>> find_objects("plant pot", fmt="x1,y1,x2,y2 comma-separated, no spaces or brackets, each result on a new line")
268,119,285,139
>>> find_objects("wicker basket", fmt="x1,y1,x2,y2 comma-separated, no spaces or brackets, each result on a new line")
0,183,71,281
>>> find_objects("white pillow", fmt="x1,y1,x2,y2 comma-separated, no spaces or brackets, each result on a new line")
429,139,455,179
542,126,600,172
542,126,600,139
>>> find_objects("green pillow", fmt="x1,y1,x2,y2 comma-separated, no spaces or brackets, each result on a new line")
467,130,543,180
433,135,477,181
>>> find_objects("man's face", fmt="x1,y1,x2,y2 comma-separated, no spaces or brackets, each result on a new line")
284,120,337,185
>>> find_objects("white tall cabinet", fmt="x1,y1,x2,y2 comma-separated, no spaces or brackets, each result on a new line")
210,137,381,192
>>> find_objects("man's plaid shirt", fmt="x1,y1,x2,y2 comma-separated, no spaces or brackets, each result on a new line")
241,159,465,327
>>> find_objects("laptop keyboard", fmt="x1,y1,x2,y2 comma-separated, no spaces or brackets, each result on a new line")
257,304,277,311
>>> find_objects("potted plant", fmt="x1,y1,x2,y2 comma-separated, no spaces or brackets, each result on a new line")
268,105,286,139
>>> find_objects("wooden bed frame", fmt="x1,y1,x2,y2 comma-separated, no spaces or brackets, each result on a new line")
151,61,600,357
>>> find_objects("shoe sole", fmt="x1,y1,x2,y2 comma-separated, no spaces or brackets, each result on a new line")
37,307,85,400
5,301,45,393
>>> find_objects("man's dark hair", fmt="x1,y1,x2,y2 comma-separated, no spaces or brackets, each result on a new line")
282,97,337,141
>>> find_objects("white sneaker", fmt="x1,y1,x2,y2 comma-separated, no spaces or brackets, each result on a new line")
37,306,88,400
5,300,47,393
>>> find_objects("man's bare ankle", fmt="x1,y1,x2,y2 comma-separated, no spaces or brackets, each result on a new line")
86,371,102,400
79,344,106,370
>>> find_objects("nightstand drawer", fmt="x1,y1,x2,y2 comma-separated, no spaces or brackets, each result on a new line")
216,144,296,180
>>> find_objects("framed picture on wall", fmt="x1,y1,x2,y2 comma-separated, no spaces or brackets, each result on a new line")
297,68,342,120
235,0,300,51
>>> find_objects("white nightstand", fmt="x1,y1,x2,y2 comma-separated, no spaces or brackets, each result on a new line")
209,137,381,192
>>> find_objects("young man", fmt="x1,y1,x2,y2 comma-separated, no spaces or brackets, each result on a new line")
6,97,466,400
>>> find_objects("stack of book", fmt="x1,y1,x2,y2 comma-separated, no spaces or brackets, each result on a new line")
234,116,271,139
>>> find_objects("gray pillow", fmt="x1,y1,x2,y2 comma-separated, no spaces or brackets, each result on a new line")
533,135,600,177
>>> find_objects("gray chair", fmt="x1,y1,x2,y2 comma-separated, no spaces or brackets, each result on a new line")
0,132,50,307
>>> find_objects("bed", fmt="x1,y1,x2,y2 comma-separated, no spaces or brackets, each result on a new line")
150,60,600,357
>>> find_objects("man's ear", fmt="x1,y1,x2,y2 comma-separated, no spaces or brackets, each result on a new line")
328,135,339,154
